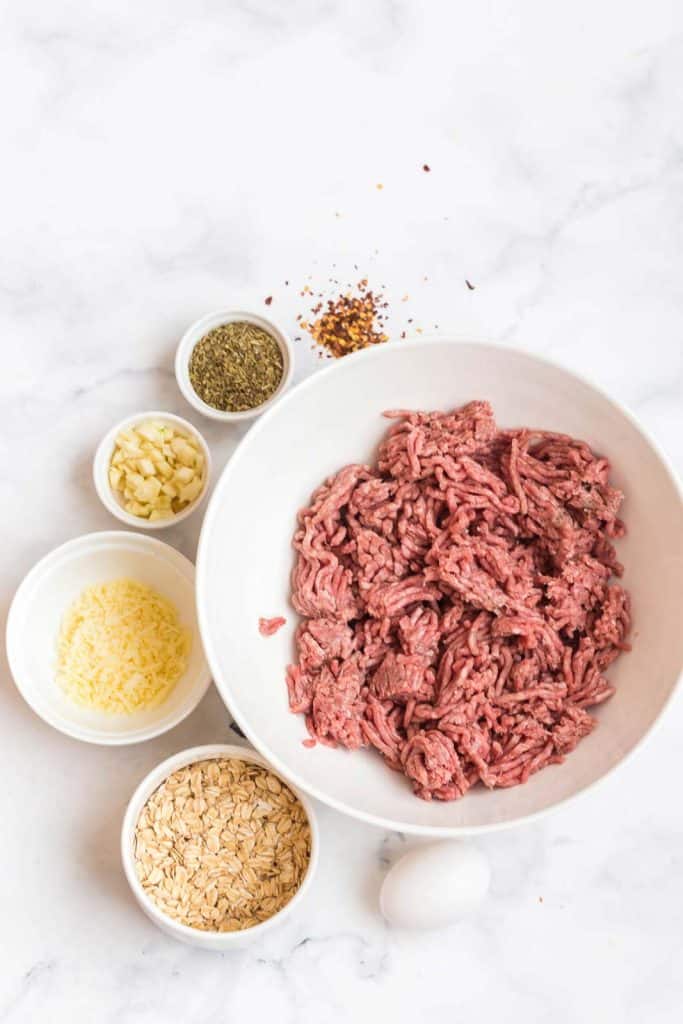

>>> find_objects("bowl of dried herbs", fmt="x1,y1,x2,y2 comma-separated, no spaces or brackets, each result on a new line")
176,310,294,422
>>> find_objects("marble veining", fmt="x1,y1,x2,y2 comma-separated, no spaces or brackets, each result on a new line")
1,1,681,1021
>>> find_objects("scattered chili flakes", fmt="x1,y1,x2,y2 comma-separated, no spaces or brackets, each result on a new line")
299,278,389,358
466,279,475,290
264,296,273,305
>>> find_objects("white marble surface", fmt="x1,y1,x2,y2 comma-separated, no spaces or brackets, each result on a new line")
1,2,682,1021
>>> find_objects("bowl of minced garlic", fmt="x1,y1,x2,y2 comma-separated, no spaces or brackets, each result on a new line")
94,412,211,529
122,745,318,949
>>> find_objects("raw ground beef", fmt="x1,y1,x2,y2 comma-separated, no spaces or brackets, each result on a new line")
259,616,287,637
286,401,631,802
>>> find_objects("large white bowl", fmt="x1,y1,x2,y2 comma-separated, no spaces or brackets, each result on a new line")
196,340,683,835
7,531,212,745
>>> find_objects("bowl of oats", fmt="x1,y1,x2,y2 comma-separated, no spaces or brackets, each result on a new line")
121,744,318,949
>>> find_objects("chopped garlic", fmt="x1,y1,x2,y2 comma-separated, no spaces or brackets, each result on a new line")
138,457,156,477
109,420,205,520
149,508,175,521
179,477,202,504
170,437,197,467
174,466,194,485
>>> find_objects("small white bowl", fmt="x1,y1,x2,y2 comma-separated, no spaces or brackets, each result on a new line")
121,743,319,949
6,531,212,745
175,309,294,422
93,411,212,530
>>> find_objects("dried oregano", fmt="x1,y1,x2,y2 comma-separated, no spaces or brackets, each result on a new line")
189,322,284,412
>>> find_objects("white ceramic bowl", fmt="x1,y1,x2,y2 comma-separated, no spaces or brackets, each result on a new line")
175,309,294,422
197,339,683,835
121,743,319,949
93,411,211,530
7,531,212,745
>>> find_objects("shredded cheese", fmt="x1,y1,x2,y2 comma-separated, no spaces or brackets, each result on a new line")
56,578,191,714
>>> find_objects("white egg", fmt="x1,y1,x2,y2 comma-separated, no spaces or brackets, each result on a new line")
379,841,490,930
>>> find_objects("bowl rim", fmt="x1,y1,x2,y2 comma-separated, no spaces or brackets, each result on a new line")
175,308,294,423
6,530,213,746
120,743,319,947
93,410,212,530
196,336,683,836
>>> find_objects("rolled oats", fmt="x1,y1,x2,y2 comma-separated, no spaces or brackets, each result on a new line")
134,758,311,932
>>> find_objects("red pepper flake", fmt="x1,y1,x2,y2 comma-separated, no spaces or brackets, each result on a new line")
299,278,389,358
264,296,273,305
400,331,406,339
466,279,475,290
423,164,431,172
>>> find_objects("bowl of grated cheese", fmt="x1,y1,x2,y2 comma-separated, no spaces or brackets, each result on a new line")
6,531,212,745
